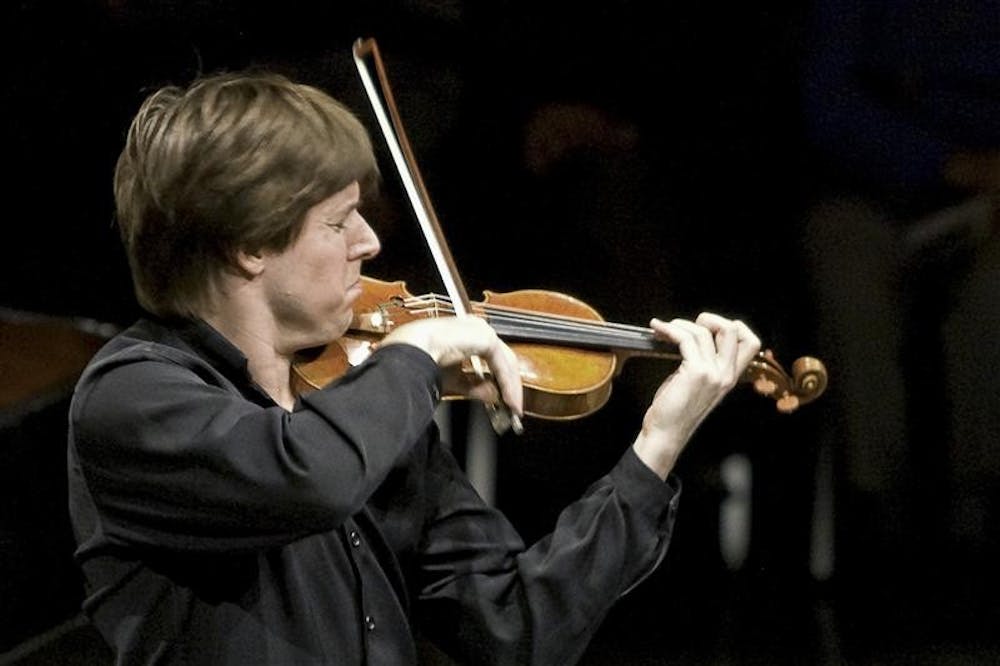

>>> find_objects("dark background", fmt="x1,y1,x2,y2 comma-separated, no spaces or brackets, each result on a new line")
2,1,997,664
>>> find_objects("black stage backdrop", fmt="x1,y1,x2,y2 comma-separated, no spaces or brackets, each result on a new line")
4,2,997,665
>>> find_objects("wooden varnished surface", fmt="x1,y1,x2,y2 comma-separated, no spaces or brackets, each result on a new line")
0,314,111,411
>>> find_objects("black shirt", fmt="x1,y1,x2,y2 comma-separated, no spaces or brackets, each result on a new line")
67,317,680,665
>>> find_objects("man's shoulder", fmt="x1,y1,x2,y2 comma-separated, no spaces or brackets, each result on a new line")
87,318,197,368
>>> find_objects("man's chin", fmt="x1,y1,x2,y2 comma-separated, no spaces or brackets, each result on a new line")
290,320,349,355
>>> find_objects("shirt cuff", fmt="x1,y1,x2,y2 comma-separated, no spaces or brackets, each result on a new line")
609,446,681,526
369,343,442,398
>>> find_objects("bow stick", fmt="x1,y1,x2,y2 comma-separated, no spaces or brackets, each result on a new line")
352,37,522,435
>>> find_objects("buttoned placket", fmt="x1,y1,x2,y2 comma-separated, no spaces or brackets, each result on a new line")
343,521,378,642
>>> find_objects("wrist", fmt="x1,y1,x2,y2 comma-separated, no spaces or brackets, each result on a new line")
631,429,684,481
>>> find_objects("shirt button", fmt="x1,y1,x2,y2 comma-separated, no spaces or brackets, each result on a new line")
349,531,361,548
364,615,376,632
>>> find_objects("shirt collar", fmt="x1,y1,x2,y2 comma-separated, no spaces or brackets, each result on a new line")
157,315,254,388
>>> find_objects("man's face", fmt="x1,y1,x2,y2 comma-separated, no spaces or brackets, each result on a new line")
260,181,380,351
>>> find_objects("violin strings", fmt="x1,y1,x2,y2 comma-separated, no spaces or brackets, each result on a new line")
367,293,785,385
403,293,654,336
397,294,667,352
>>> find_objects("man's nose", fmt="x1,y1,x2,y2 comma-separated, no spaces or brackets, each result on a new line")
354,219,381,260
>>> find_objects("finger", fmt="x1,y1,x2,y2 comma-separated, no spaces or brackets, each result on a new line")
439,366,497,403
650,317,713,364
712,319,740,383
465,376,501,405
732,319,761,368
696,312,762,368
441,318,523,416
479,336,524,417
695,311,739,360
473,319,524,416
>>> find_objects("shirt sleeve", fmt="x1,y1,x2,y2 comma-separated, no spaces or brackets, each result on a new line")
414,438,680,665
69,343,441,553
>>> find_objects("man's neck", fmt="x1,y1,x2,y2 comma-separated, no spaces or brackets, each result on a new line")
201,293,297,411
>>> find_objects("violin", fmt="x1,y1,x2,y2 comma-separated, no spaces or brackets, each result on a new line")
291,276,828,417
291,38,828,426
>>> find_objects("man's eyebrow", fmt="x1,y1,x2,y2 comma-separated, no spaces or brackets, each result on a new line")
324,198,360,217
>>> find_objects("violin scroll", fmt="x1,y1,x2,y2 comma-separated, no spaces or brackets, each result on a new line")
745,350,828,413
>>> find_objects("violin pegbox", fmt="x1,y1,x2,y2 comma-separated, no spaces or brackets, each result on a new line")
745,350,828,413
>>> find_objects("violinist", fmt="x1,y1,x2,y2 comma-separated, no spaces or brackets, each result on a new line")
67,70,761,665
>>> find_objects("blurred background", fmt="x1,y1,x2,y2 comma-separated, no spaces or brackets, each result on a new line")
2,1,998,664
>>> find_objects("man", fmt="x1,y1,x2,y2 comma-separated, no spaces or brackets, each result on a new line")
68,70,760,664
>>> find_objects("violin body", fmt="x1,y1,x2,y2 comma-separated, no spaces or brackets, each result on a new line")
292,276,620,419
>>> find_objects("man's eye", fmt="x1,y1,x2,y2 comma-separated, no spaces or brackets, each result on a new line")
327,221,347,232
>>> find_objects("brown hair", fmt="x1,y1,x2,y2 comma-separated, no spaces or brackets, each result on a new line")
114,71,380,317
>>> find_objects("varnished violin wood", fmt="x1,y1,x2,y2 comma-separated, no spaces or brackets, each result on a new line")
480,288,617,418
291,275,829,417
744,350,828,413
292,277,621,419
291,336,378,396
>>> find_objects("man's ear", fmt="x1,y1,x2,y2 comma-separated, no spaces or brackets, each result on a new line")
234,249,266,278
